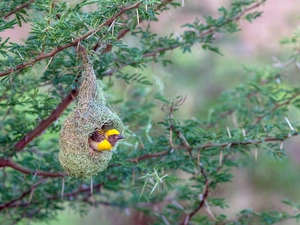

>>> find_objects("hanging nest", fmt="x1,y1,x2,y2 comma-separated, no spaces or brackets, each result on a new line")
59,45,124,179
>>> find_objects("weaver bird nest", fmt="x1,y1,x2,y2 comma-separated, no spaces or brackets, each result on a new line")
59,46,124,179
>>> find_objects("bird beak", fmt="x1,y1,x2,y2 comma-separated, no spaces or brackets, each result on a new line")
117,134,124,140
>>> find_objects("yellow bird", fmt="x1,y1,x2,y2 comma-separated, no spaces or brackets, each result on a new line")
88,129,123,155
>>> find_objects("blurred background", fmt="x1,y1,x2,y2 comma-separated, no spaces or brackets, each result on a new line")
1,0,300,224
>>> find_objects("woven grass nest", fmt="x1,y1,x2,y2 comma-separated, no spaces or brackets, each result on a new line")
59,46,124,179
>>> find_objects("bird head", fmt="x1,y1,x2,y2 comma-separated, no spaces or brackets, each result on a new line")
105,129,123,146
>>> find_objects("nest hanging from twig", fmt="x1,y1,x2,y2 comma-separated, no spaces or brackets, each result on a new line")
59,45,124,179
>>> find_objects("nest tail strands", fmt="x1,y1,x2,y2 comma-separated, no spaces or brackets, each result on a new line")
59,45,124,179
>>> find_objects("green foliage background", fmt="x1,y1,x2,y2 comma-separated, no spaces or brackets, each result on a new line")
1,0,300,225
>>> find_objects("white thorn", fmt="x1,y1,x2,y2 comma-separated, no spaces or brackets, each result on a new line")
280,141,284,150
284,116,294,131
136,8,139,25
254,147,258,162
226,126,232,138
276,78,281,84
242,128,246,137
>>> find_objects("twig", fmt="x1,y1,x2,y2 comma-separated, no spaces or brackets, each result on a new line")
14,88,79,150
4,132,298,178
207,71,299,130
2,1,267,153
251,92,300,128
128,150,170,163
181,166,209,225
0,178,46,210
0,182,105,210
200,1,264,38
127,133,298,163
0,159,67,177
2,3,145,153
102,47,179,76
0,2,142,78
2,0,35,19
142,45,180,58
102,0,265,76
96,0,176,53
0,1,264,78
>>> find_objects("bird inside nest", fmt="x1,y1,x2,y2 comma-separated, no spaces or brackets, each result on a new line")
88,128,123,156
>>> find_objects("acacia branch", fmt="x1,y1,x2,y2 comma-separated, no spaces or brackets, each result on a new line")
14,88,79,150
3,0,35,19
127,87,299,163
6,2,177,153
103,0,265,77
0,178,173,210
0,159,67,177
96,0,175,53
0,0,263,78
102,44,181,77
0,181,104,210
11,3,142,150
4,132,297,178
199,1,265,38
127,133,298,163
129,1,265,59
128,149,171,163
251,92,300,127
3,1,266,153
50,182,103,201
198,135,296,150
94,27,130,53
181,166,209,225
206,69,297,130
0,1,141,78
0,178,46,211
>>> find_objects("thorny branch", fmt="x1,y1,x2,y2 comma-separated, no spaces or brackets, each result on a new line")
206,56,300,130
0,104,298,221
2,132,296,178
0,178,170,211
10,2,144,151
0,181,104,210
159,98,214,224
2,0,265,156
136,1,265,59
165,95,188,151
0,1,265,78
9,0,177,153
95,0,173,53
102,47,178,76
181,166,209,225
2,81,299,176
129,88,300,163
0,1,142,78
14,88,79,150
0,159,66,177
0,178,46,210
251,92,300,128
199,0,265,37
102,1,265,76
2,0,35,19
0,0,285,219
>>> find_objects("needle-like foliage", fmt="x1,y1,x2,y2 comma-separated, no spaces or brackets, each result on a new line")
1,0,300,224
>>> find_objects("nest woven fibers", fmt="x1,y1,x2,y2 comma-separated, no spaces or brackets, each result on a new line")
59,46,124,179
